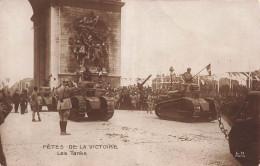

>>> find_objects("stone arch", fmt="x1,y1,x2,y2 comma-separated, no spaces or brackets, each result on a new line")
28,0,124,88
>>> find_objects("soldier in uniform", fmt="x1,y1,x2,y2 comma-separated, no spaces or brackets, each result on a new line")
55,79,73,135
30,87,41,122
183,68,193,83
20,89,27,114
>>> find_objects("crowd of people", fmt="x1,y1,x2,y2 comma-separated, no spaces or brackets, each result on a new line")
10,89,29,114
106,86,246,112
106,85,167,113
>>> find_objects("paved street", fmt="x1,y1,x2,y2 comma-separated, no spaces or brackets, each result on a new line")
1,109,240,166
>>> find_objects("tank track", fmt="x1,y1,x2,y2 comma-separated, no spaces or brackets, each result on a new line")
155,99,215,122
155,102,196,122
87,109,114,121
69,96,87,121
70,95,114,121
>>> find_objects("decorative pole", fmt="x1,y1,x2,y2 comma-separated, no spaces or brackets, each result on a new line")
169,66,174,89
229,59,232,91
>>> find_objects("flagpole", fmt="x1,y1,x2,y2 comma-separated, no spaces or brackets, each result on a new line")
192,65,208,79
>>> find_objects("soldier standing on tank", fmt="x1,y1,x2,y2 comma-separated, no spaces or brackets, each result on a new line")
183,68,193,83
83,66,92,81
55,80,73,135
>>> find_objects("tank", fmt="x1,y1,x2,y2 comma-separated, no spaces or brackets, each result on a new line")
218,91,260,165
69,81,114,121
155,82,217,122
39,86,57,111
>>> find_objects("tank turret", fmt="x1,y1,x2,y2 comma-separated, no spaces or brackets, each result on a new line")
163,82,200,101
69,77,114,121
76,81,106,97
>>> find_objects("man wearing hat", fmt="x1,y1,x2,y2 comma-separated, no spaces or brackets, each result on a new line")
55,79,73,135
183,68,193,83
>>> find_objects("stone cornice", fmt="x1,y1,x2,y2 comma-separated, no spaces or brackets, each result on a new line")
53,0,125,13
51,0,125,8
58,73,121,78
29,0,125,22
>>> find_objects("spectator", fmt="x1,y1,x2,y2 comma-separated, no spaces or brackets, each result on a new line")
12,89,20,113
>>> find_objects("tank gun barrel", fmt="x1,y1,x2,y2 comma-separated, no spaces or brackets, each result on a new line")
140,75,152,86
138,75,152,90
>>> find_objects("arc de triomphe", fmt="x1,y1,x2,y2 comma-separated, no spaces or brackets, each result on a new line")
29,0,124,88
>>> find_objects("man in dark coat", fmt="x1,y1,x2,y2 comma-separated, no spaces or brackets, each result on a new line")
19,89,27,114
12,89,20,113
24,90,29,113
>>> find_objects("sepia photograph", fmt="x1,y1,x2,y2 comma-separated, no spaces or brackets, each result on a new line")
0,0,259,166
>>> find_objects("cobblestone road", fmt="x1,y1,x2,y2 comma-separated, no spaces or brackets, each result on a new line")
1,109,239,166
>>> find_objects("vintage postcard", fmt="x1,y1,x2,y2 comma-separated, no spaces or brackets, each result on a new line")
0,0,259,166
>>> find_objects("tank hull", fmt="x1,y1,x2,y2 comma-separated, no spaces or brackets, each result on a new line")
155,97,217,122
69,95,114,121
39,86,57,111
39,96,57,111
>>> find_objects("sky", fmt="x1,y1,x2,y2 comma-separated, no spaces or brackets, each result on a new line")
0,0,33,85
0,0,260,85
